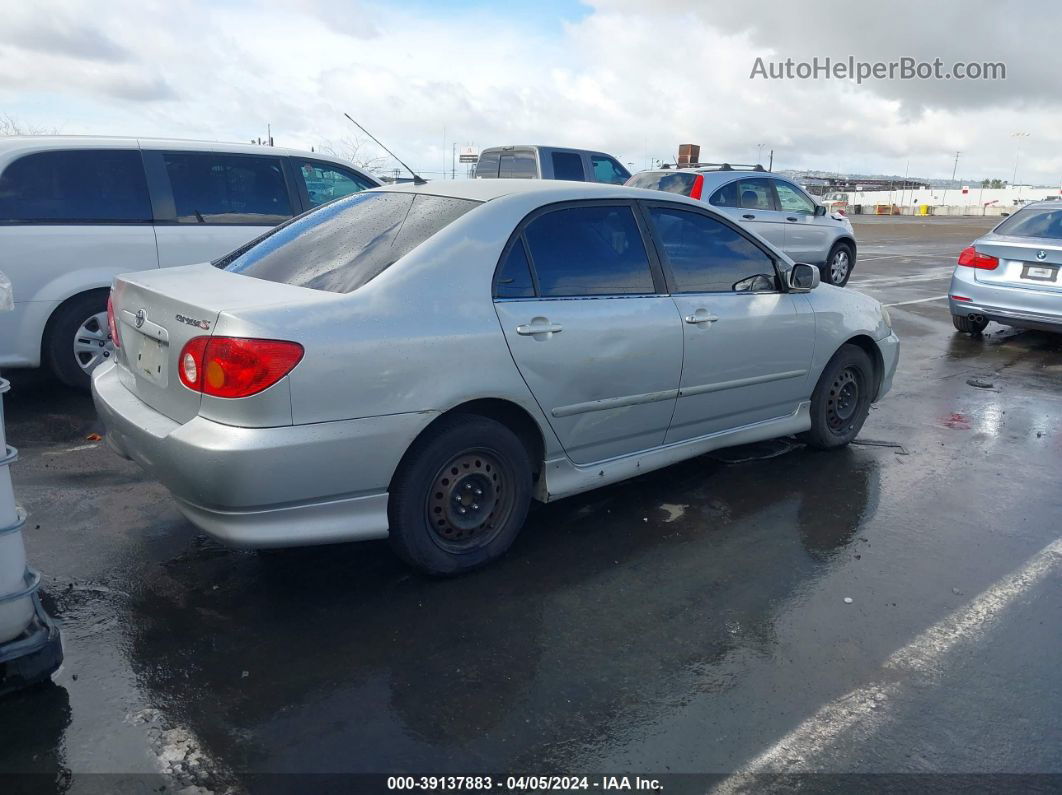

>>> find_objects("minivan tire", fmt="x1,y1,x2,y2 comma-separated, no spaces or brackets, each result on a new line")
822,242,855,287
803,344,874,450
952,314,988,334
388,414,533,576
44,290,112,390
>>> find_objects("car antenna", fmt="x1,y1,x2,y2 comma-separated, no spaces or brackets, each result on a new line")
343,113,426,185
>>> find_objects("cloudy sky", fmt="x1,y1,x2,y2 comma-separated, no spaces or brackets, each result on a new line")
2,0,1060,185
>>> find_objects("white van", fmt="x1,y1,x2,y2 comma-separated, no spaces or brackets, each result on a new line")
0,136,379,387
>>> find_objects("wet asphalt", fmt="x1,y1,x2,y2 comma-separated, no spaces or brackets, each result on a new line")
1,215,1060,792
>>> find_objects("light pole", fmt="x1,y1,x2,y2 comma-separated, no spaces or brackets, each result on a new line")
1012,132,1030,200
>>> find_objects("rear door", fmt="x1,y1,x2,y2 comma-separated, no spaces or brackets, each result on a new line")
641,202,816,443
493,201,683,464
708,177,787,249
974,208,1062,298
773,179,832,263
145,149,297,268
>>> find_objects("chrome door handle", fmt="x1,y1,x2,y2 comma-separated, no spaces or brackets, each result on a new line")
684,311,719,325
516,321,563,336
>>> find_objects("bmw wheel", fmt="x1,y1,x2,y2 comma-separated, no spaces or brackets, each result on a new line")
388,414,533,575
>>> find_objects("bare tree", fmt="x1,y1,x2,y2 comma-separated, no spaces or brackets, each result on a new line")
0,115,59,136
317,134,388,173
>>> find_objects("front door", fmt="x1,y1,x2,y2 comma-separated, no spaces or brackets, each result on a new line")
493,202,683,464
773,179,832,264
641,203,816,443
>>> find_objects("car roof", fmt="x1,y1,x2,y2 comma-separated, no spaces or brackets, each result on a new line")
479,145,616,157
0,135,376,174
377,177,703,206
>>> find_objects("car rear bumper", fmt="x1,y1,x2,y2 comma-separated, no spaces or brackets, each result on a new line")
949,270,1062,332
92,361,437,547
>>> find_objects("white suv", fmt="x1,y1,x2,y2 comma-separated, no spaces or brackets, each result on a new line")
627,165,858,286
0,136,379,387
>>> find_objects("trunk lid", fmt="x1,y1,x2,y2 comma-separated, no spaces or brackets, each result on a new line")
973,235,1062,293
110,263,317,423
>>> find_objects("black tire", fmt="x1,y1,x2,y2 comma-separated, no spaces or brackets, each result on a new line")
388,414,533,576
43,290,113,389
821,241,855,287
804,344,875,450
952,314,988,334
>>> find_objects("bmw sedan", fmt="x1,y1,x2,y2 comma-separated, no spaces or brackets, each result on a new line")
950,201,1062,334
93,179,899,575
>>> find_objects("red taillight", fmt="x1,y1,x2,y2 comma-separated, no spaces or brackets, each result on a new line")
177,337,303,398
951,294,972,302
689,174,704,200
107,294,121,348
957,246,999,270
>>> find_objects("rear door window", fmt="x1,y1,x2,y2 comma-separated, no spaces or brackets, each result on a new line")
590,155,630,185
628,171,699,196
494,240,536,298
0,149,151,223
551,152,585,181
163,152,293,224
524,205,654,297
475,151,500,178
994,207,1062,239
648,206,778,293
221,191,479,293
294,160,375,208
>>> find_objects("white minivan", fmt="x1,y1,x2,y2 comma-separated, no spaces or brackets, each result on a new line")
0,136,379,387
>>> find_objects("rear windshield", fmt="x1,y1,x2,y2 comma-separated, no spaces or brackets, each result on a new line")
994,207,1062,240
626,171,699,196
218,191,480,293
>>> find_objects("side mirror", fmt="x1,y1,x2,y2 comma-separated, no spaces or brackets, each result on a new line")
788,263,820,292
814,204,828,217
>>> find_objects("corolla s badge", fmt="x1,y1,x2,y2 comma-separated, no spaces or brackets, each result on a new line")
175,313,211,331
1037,250,1047,261
134,309,146,328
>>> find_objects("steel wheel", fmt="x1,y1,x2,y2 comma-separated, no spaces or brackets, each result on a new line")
72,310,114,374
426,448,515,551
830,248,851,284
826,366,862,434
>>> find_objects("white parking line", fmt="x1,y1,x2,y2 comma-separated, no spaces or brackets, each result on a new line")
713,538,1062,792
883,294,949,307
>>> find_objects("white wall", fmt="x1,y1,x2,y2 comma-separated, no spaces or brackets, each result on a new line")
838,184,1061,210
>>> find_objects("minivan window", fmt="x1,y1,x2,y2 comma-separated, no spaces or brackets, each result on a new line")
551,152,585,181
648,207,777,293
164,152,292,224
994,207,1062,239
475,151,500,178
524,205,654,297
295,160,375,208
0,149,150,223
626,171,699,196
222,191,479,293
591,155,630,185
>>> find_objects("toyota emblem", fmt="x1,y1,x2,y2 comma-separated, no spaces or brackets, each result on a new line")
1037,250,1047,261
135,309,146,328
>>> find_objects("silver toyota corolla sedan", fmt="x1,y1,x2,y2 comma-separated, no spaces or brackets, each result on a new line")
949,201,1062,334
93,179,899,575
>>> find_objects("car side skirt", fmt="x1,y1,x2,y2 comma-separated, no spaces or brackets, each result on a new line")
539,401,812,502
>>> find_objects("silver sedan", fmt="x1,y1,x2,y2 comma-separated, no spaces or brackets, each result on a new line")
950,201,1062,334
93,179,899,575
